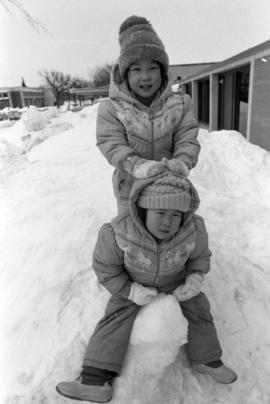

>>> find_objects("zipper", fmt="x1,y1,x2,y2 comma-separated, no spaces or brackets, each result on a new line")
154,244,161,286
149,110,154,159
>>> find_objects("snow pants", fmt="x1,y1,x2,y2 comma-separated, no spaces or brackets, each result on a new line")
83,292,222,375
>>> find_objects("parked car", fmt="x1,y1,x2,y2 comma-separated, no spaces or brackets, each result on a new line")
93,97,109,105
0,111,8,121
7,109,22,120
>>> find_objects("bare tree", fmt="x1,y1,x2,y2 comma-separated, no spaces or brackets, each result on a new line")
88,63,114,87
39,70,73,107
70,75,91,89
0,0,47,33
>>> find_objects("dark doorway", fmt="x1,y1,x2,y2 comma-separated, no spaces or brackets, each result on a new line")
198,79,209,124
218,65,250,136
10,91,23,108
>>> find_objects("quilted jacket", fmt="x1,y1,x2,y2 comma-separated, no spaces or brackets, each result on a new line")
92,172,211,298
96,65,200,201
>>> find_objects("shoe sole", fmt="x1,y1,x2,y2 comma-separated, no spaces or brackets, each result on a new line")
194,367,238,384
55,386,112,403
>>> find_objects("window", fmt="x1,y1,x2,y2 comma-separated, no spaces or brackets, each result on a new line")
184,82,192,96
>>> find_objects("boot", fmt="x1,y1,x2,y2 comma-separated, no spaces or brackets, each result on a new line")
56,377,112,403
193,363,237,384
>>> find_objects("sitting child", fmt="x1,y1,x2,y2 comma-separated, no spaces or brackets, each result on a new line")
56,172,237,402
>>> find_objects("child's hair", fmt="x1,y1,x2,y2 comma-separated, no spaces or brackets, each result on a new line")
118,15,169,78
137,206,147,224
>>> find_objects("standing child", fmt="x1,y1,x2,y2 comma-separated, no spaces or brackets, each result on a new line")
56,171,237,403
96,15,200,213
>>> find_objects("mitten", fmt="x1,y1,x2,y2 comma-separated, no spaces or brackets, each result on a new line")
128,282,158,306
165,158,190,177
173,273,204,302
132,158,166,179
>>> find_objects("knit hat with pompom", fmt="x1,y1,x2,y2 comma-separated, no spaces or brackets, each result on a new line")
118,15,169,77
137,174,191,212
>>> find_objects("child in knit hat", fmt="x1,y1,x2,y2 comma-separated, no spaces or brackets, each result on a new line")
56,172,237,402
96,15,200,214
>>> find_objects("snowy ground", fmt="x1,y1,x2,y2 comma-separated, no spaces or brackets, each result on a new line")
1,105,270,404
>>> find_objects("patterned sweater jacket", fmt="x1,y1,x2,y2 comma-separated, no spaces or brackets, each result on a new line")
92,173,211,298
96,65,200,200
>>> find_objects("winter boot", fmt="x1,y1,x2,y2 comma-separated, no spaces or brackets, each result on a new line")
56,377,113,403
193,361,237,384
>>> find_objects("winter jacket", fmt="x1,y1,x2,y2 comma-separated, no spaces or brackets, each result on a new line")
96,65,200,201
92,172,211,299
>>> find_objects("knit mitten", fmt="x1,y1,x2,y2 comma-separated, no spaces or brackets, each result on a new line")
132,158,166,179
122,155,138,174
173,273,204,302
128,282,158,305
164,158,190,177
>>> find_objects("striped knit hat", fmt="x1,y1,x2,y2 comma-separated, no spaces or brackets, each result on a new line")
137,174,191,212
118,15,169,78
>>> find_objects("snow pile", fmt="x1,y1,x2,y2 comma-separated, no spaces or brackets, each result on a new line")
22,106,49,131
0,106,90,177
43,106,61,120
0,119,27,150
0,120,14,130
0,107,270,403
190,129,270,403
113,295,188,404
0,130,27,179
191,129,270,270
192,129,270,200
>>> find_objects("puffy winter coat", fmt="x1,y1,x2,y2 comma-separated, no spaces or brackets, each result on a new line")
92,172,211,298
96,65,200,201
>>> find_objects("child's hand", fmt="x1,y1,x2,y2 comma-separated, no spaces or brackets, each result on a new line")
173,273,204,302
132,158,166,179
128,282,158,305
162,158,190,177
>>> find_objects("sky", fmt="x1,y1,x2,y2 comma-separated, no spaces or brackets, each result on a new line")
1,0,270,87
0,105,270,402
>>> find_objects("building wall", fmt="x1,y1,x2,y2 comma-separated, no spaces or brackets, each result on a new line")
23,89,44,107
169,63,216,83
250,55,270,151
0,87,56,109
0,90,10,109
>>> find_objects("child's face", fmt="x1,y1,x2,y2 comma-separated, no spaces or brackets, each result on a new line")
145,209,183,241
127,59,162,105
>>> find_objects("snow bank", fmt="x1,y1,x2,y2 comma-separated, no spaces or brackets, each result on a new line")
190,129,270,403
192,129,270,201
0,106,91,178
191,129,270,270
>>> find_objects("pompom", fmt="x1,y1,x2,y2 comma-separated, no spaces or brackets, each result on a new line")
119,15,150,35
